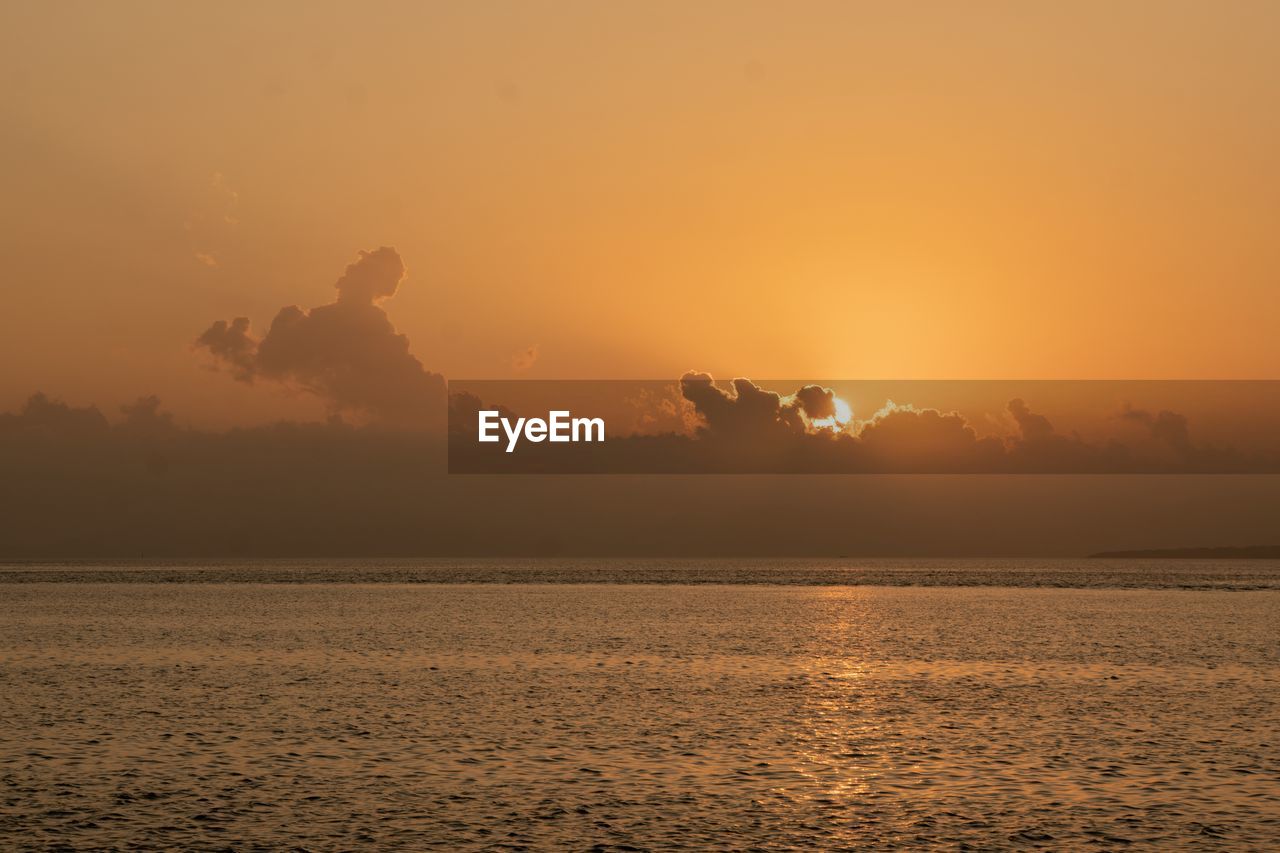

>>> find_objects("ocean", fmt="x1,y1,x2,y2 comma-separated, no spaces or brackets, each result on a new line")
2,559,1278,849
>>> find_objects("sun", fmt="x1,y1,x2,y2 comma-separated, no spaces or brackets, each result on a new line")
810,396,853,432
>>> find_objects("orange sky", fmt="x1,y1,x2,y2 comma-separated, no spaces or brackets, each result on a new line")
3,1,1278,427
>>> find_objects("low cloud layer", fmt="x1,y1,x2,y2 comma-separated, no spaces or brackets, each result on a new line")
668,376,1269,473
4,389,1280,557
197,248,445,426
450,375,1279,474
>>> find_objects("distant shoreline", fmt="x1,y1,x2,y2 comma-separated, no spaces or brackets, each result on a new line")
1089,546,1280,559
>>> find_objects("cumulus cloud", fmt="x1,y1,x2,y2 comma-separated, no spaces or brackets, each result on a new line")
196,316,257,381
1113,403,1235,470
197,247,445,426
1120,405,1192,452
1007,397,1055,442
679,373,845,439
855,402,1006,472
793,384,838,421
621,384,699,435
1002,397,1116,471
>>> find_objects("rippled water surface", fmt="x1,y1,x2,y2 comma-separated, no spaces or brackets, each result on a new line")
4,556,1280,588
2,568,1279,849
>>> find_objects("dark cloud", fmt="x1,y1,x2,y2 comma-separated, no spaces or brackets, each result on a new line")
197,248,445,426
1003,397,1119,471
1120,405,1192,452
333,246,405,304
1113,404,1250,472
681,373,795,438
793,385,838,421
679,373,843,439
855,404,1006,472
1007,397,1055,442
196,317,256,381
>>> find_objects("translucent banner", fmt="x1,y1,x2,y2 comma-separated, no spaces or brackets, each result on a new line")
448,378,1280,474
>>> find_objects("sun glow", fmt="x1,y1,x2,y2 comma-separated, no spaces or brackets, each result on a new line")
810,397,854,432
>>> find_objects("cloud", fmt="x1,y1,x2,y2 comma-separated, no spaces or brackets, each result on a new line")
855,402,1006,472
197,247,445,426
332,245,404,304
120,395,175,435
1120,405,1192,451
678,373,844,439
447,391,520,438
484,374,1276,474
186,172,239,268
1007,397,1054,442
196,317,257,381
793,384,838,421
511,345,539,372
1114,404,1236,470
0,393,108,436
680,373,797,438
622,384,699,435
1003,397,1117,471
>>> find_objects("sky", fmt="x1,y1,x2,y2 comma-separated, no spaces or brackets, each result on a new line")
2,3,1279,557
3,1,1279,429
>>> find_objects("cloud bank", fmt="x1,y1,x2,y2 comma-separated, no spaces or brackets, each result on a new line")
449,375,1278,473
670,376,1270,473
7,390,1280,558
